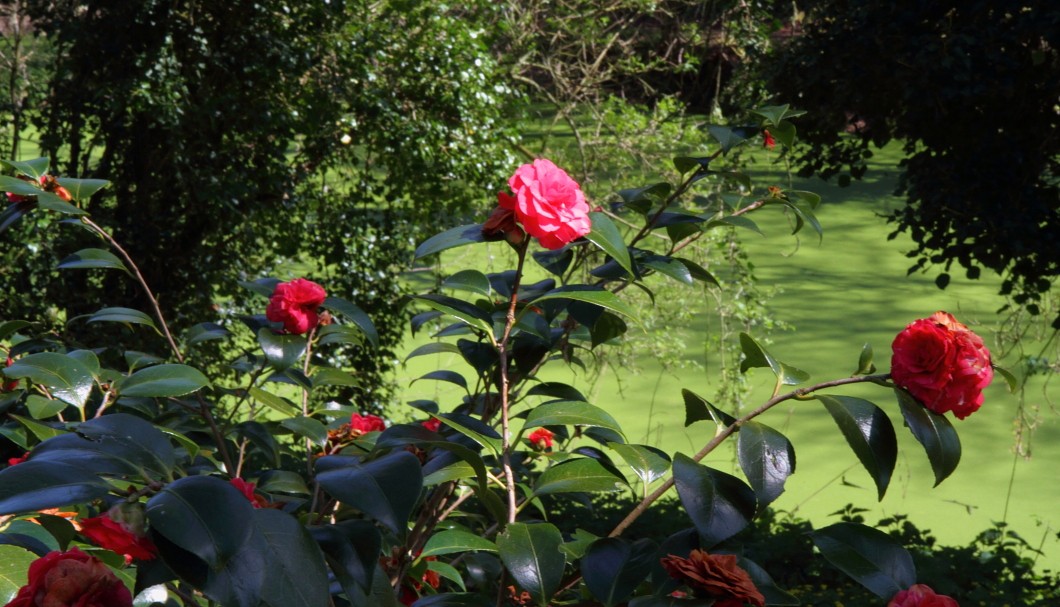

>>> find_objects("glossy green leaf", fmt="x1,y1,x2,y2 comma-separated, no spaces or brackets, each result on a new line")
524,382,587,402
0,460,110,515
895,388,961,486
581,538,655,607
739,332,810,385
186,322,231,346
316,451,423,536
707,215,763,236
87,307,157,329
707,124,749,153
0,175,43,196
413,370,468,391
54,178,110,201
64,413,175,476
4,352,94,409
423,461,477,486
443,270,492,299
497,523,565,607
438,415,503,457
672,454,757,547
994,364,1019,393
586,212,634,279
0,545,34,604
256,509,330,607
310,520,381,602
421,530,498,558
810,522,916,599
404,342,462,362
739,557,800,605
533,458,626,496
0,320,31,342
118,364,210,398
1,157,49,179
414,224,486,259
750,104,805,126
239,277,279,298
855,343,876,375
56,248,127,272
8,414,66,441
737,421,796,507
36,193,86,215
258,328,307,371
528,286,637,322
682,389,736,428
641,255,692,285
312,367,359,388
26,395,66,419
771,119,797,148
146,475,257,570
412,294,495,338
674,258,718,286
158,426,201,460
249,387,300,417
672,156,712,174
818,395,897,499
608,443,670,486
280,416,328,447
618,182,672,209
323,296,379,348
524,401,624,437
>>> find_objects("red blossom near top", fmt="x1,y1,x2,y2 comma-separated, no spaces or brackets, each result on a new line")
2,356,18,392
5,547,133,607
527,428,554,451
230,477,270,509
499,158,591,250
421,417,442,433
79,514,157,562
891,311,993,419
265,278,327,335
660,550,765,607
7,451,29,466
887,584,960,607
350,412,386,436
762,129,776,149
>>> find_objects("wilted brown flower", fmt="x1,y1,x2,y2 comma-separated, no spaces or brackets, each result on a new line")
660,550,765,607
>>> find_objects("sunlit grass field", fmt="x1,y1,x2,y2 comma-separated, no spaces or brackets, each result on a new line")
397,142,1060,571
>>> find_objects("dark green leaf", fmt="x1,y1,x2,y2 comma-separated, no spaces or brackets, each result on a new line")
533,458,626,496
608,443,670,485
0,545,35,604
529,286,637,322
26,395,66,419
312,367,359,388
0,320,31,342
316,451,424,535
413,370,468,391
54,178,109,201
672,156,712,174
524,382,587,402
707,125,749,153
739,557,800,605
641,255,692,285
581,538,656,607
586,212,634,279
87,307,157,329
0,175,43,196
497,523,565,607
311,520,381,602
895,388,961,486
422,530,498,558
8,415,66,441
412,594,492,607
443,270,492,299
739,333,810,385
672,454,757,547
185,322,231,346
239,277,280,298
119,364,210,398
438,413,503,457
72,413,175,475
771,120,797,148
524,401,624,437
249,387,300,417
404,342,462,362
4,352,94,409
256,509,330,607
147,476,257,570
0,460,109,515
36,193,86,215
412,294,495,338
737,421,796,507
818,395,897,499
1,157,49,179
280,416,328,447
810,522,916,599
415,224,486,259
681,389,736,428
56,248,127,272
323,296,379,348
750,104,805,126
257,328,307,371
707,215,763,236
674,258,719,286
618,183,672,209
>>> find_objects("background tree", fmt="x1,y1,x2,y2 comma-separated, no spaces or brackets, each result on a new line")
760,0,1060,324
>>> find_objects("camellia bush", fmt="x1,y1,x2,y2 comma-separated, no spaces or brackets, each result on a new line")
0,108,1003,607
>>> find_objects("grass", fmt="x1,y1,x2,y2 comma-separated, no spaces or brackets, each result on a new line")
397,141,1060,571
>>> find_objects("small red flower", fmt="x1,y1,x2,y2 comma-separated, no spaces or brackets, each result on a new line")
265,278,327,335
762,130,776,149
5,547,133,607
527,428,554,451
350,413,386,436
7,451,29,466
482,204,526,246
80,513,157,562
887,584,959,607
421,417,442,433
230,477,270,509
2,356,18,392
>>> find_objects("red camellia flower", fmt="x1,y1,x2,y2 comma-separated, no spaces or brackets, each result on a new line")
887,584,959,607
7,451,29,466
80,512,157,562
660,550,765,607
265,278,327,335
350,412,386,436
230,477,270,509
481,205,526,246
891,311,993,419
5,547,133,607
527,428,554,451
498,158,591,250
421,417,442,433
2,356,18,392
763,129,776,149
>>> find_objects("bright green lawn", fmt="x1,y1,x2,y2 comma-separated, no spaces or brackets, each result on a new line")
400,144,1060,570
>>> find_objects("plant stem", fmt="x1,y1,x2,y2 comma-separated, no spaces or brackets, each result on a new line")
496,241,530,525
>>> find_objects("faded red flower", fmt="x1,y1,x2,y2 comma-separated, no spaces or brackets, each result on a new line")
350,413,386,436
230,477,270,509
660,550,765,607
38,175,72,202
482,205,526,246
891,311,992,419
763,130,776,149
499,159,591,250
887,584,959,607
80,511,157,562
265,278,327,335
527,428,554,451
421,417,442,433
5,547,132,607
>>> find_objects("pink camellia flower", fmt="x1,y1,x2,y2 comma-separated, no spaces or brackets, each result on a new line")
527,428,554,451
350,413,386,436
891,311,992,419
763,129,776,149
230,477,270,509
497,158,591,250
887,584,959,607
265,278,327,334
5,547,133,607
80,511,157,562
